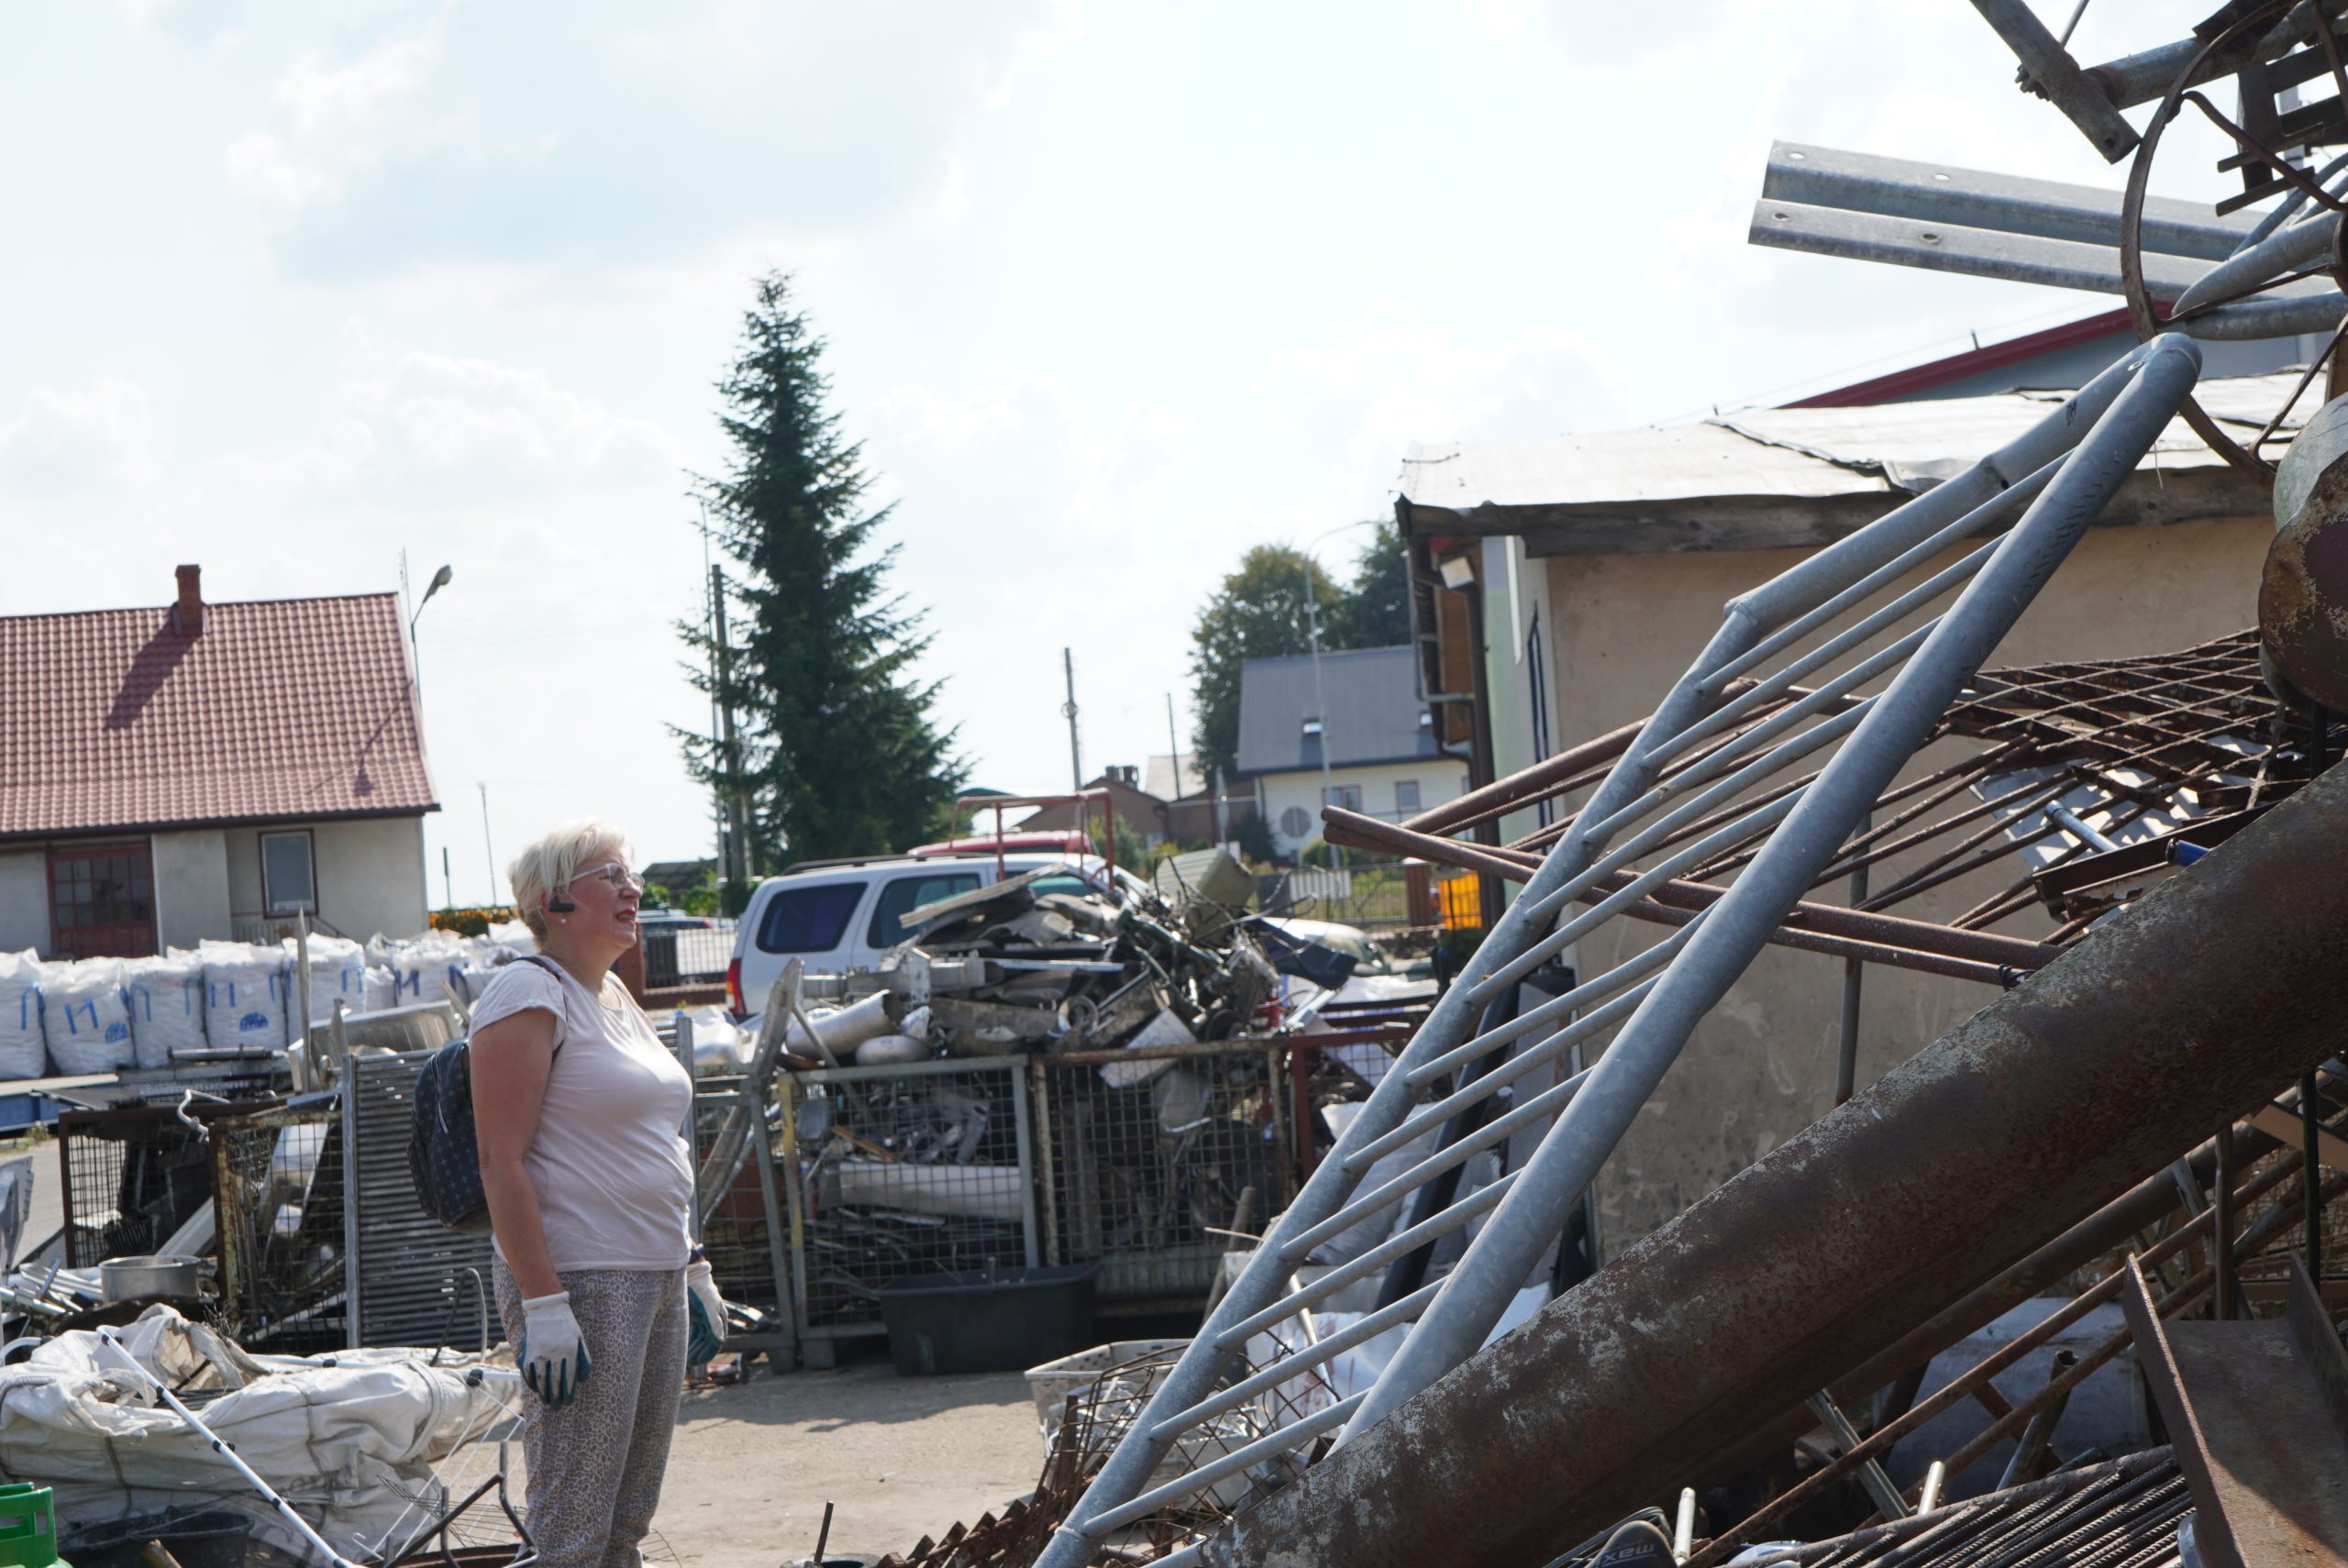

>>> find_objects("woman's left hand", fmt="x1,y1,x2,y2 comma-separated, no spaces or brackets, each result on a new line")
685,1258,727,1365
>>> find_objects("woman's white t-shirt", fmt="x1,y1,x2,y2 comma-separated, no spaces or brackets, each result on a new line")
469,959,694,1272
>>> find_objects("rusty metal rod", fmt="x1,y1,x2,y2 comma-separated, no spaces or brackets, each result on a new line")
1321,807,2059,973
1401,718,1648,836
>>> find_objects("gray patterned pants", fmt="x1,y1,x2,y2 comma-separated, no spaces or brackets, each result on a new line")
494,1257,688,1568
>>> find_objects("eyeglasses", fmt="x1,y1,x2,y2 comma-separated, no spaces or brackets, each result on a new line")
571,862,645,893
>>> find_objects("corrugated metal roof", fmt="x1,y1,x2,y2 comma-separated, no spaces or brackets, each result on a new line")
0,591,439,840
1399,367,2306,528
1235,646,1441,777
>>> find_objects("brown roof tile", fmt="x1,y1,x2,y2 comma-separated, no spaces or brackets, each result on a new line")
0,591,438,841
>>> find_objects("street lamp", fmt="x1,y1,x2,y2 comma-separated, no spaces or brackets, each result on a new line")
408,563,453,675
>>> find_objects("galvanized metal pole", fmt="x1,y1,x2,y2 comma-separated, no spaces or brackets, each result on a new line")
1202,753,2348,1568
1062,647,1083,791
1336,337,2202,1447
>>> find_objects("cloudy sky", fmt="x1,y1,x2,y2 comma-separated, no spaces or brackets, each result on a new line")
0,0,2240,901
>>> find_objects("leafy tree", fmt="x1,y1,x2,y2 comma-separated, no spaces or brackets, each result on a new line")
1186,523,1412,787
1327,521,1412,648
677,273,966,865
1187,545,1342,787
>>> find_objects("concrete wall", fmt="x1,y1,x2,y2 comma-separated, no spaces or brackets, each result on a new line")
1255,760,1473,857
1538,512,2272,1257
223,815,431,943
0,853,47,955
151,829,230,951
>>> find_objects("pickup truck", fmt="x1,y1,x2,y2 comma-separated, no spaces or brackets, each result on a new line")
725,849,1127,1015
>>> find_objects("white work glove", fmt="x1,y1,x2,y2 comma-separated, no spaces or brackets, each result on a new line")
685,1258,727,1365
519,1291,593,1407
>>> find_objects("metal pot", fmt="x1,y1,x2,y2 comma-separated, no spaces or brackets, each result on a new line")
100,1254,203,1303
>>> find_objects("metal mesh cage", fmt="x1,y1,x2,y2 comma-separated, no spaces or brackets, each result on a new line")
61,1102,267,1268
1032,1041,1291,1309
686,1080,786,1314
781,1056,1036,1336
210,1101,348,1353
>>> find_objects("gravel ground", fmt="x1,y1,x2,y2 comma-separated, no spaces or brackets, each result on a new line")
654,1353,1045,1564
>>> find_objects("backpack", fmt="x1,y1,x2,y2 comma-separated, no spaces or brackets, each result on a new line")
409,955,564,1233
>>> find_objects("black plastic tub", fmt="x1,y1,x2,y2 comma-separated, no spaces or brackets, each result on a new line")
877,1264,1098,1375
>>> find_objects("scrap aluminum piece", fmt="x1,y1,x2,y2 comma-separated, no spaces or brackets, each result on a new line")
1196,758,2348,1568
1761,140,2254,260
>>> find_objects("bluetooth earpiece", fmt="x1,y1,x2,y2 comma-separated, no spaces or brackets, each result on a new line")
546,891,577,913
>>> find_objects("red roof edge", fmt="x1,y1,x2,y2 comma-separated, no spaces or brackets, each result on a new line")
1782,307,2164,409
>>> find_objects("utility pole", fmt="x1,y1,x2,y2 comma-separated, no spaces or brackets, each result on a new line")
442,846,453,912
712,564,750,884
1062,648,1083,790
477,783,497,904
1304,564,1335,811
1165,693,1183,793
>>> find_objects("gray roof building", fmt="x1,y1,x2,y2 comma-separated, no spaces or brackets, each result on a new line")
1235,646,1443,777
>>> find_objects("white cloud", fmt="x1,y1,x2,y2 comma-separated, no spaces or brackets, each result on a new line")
213,347,682,500
1252,300,1633,508
0,379,153,490
224,26,452,219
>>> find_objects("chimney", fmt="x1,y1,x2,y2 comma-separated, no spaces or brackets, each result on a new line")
173,564,204,635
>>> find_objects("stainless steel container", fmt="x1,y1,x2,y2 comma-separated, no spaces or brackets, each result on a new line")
100,1254,203,1303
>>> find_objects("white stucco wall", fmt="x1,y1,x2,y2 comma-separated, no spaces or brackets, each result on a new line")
224,815,431,943
1255,760,1472,857
151,829,231,950
0,853,49,955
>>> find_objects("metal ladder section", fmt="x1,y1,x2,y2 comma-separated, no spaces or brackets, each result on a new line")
1036,334,2206,1568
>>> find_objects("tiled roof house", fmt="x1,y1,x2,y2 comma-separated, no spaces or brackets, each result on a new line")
0,567,439,957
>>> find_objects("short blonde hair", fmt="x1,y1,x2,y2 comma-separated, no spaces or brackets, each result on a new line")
508,820,632,937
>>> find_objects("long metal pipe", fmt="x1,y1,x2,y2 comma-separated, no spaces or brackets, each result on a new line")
1334,336,2203,1448
1202,754,2348,1568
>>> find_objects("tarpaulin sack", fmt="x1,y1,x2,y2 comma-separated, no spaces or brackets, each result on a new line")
385,933,465,1008
200,942,289,1053
0,952,42,1080
41,958,134,1074
364,965,398,1012
121,952,208,1067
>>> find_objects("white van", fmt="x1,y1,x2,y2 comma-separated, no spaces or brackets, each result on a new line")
725,850,1123,1016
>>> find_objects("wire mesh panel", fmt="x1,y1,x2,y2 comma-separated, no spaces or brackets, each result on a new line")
60,1103,265,1267
685,1079,786,1315
345,1050,498,1352
780,1056,1035,1338
1032,1042,1291,1309
210,1101,347,1353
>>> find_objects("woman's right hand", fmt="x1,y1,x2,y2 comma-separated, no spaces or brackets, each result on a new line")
519,1291,593,1405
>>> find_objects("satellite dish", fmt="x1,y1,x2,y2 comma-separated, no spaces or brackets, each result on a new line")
1279,806,1311,839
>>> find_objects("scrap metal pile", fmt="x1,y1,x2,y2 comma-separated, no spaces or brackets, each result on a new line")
792,855,1358,1067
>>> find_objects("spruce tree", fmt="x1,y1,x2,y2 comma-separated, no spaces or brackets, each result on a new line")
678,273,963,869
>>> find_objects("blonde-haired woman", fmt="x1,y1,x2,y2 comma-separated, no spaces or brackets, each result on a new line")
469,821,723,1566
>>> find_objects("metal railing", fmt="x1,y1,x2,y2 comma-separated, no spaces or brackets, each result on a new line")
644,920,736,989
1034,335,2205,1566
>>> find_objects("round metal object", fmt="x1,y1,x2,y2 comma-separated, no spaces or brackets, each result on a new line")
2261,433,2348,712
99,1254,202,1303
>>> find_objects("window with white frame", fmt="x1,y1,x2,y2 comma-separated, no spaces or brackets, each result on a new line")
1322,784,1362,812
1395,779,1421,815
260,831,317,915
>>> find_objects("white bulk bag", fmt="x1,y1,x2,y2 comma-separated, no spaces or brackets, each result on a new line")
40,958,133,1074
121,952,208,1068
280,934,367,1040
363,965,398,1013
199,942,289,1053
383,933,465,1008
0,952,42,1080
